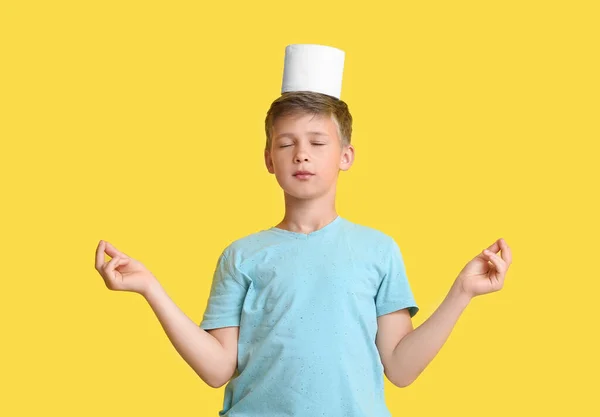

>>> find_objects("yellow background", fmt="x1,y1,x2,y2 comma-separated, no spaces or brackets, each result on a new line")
1,0,598,415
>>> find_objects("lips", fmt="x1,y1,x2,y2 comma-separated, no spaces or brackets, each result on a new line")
294,171,314,180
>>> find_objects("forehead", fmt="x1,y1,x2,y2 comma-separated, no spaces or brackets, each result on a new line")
272,112,337,140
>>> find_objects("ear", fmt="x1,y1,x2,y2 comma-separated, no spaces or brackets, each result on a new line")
264,149,275,174
340,144,355,171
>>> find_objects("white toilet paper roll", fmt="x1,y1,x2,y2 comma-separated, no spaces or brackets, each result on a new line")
281,44,345,99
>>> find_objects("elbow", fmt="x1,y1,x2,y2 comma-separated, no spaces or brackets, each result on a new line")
201,375,218,389
386,371,415,388
198,342,238,389
204,367,235,389
204,376,226,389
198,371,225,389
208,380,225,389
393,378,414,388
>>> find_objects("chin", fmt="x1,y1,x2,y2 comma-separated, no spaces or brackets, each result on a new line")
283,185,330,200
286,190,321,200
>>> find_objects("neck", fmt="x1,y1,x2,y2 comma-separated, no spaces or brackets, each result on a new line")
276,190,338,234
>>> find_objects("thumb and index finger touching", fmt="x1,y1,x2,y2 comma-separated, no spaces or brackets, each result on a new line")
95,240,130,271
481,238,513,265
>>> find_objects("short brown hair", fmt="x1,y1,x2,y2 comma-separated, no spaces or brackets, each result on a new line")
264,91,353,152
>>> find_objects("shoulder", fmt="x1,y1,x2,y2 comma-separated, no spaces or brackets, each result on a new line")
342,217,398,251
217,228,276,265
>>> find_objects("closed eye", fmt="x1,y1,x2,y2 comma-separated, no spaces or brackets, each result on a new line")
280,143,326,148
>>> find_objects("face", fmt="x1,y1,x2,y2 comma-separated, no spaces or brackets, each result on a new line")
265,112,355,200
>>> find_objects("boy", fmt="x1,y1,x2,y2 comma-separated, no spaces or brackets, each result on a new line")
94,44,512,416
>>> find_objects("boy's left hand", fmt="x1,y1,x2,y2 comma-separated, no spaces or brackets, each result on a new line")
455,238,513,298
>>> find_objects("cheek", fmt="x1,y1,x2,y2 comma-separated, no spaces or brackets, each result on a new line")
327,154,341,170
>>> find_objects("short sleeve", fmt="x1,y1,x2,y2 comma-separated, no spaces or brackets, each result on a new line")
375,238,419,318
199,249,249,330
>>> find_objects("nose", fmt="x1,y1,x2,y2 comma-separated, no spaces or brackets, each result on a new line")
294,146,310,162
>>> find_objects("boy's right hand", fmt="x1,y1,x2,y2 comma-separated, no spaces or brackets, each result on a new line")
95,240,158,297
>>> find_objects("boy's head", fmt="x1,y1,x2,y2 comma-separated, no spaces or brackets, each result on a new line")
264,91,355,200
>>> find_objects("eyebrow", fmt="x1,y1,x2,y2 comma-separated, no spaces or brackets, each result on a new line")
274,132,329,141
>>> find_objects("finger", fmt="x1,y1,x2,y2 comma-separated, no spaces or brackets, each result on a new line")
104,241,130,259
103,255,122,278
488,251,507,287
499,238,512,265
483,249,506,275
484,239,502,254
95,240,106,271
115,257,130,271
484,238,512,264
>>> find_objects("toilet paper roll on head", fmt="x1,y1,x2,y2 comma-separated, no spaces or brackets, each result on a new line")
281,44,345,100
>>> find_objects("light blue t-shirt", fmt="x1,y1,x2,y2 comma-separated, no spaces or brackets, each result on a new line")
199,215,419,416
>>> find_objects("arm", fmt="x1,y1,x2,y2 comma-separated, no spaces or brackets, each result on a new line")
143,280,236,388
379,238,512,387
384,282,471,387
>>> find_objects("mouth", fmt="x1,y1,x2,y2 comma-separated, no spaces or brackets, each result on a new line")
293,173,314,179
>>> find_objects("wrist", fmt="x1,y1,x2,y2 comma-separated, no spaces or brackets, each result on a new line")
449,279,473,306
142,278,163,300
